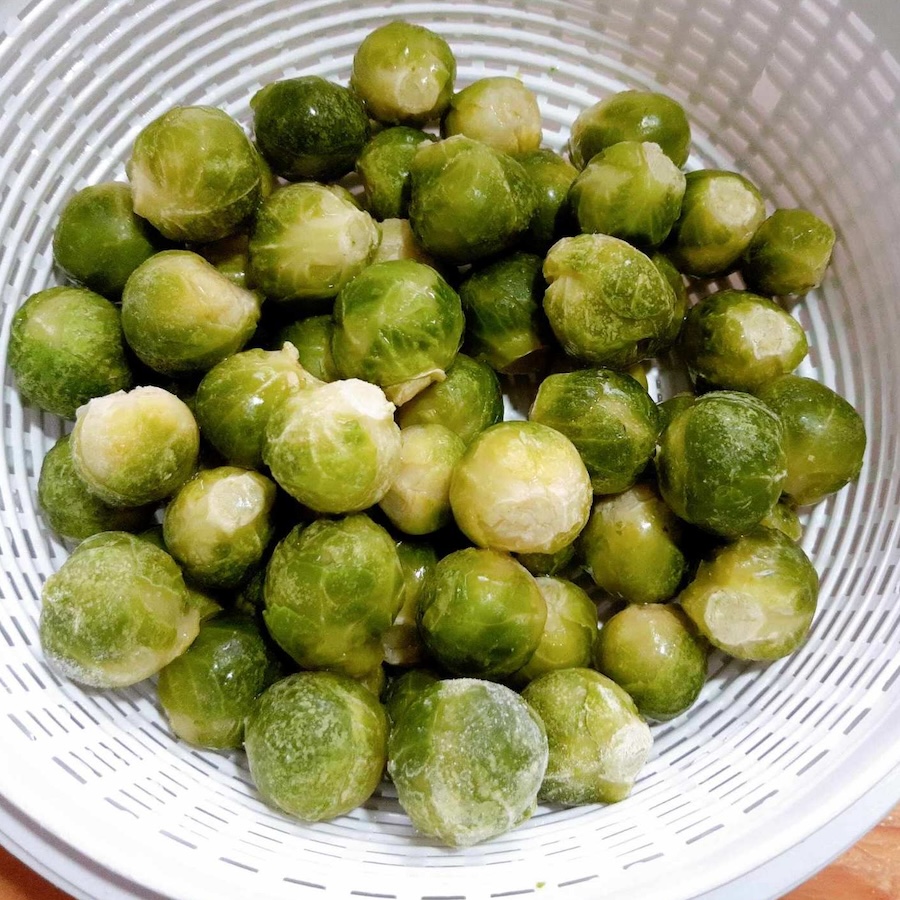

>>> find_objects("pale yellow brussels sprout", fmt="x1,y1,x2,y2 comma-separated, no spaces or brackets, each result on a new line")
372,218,437,266
381,541,437,668
759,500,803,542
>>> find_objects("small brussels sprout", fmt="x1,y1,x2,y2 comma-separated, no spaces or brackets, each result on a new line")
409,135,537,264
249,183,380,305
441,76,542,155
40,532,199,688
760,501,803,542
372,218,437,266
516,149,578,252
521,668,652,805
679,527,819,660
195,232,252,288
657,392,695,431
388,678,548,846
9,286,132,419
382,668,439,725
650,251,689,346
743,208,836,296
569,141,686,247
251,77,369,181
273,317,339,383
756,375,866,506
233,566,266,618
449,421,593,555
382,541,437,667
542,234,679,368
357,127,435,220
71,386,199,507
350,22,456,126
666,170,766,277
516,543,578,578
127,106,261,242
245,672,389,821
568,90,691,169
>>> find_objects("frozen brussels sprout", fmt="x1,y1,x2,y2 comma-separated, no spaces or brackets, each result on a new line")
450,421,592,555
650,250,689,346
40,532,199,688
382,668,439,724
516,543,578,578
442,76,542,155
372,218,437,266
9,286,132,418
195,232,252,289
756,375,866,506
245,672,388,821
569,141,686,247
71,386,199,507
382,541,437,667
760,500,803,542
127,106,261,242
264,516,404,679
522,668,652,804
249,183,380,304
350,22,456,125
530,369,660,494
516,148,578,252
543,234,680,368
657,392,695,432
388,678,548,846
679,527,819,660
273,316,339,383
409,136,537,264
357,127,435,220
252,77,369,181
568,90,691,169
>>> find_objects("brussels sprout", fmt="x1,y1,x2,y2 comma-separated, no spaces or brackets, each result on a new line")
251,77,369,181
568,90,691,169
408,135,537,264
157,614,284,749
185,585,224,624
625,361,650,390
743,208,836,296
350,22,456,126
382,541,437,667
530,369,660,494
516,149,578,252
233,565,267,618
9,286,132,419
388,678,548,846
264,516,404,680
657,392,695,431
594,605,707,720
382,668,439,725
245,672,388,821
195,232,252,288
756,375,866,506
569,141,686,247
127,106,261,242
441,77,542,155
357,127,435,220
332,260,465,404
666,170,766,277
273,316,339,383
760,500,803,542
450,421,592,555
39,532,199,688
679,527,819,660
521,668,652,804
71,386,199,507
372,218,437,266
249,183,380,305
542,234,680,368
516,543,578,579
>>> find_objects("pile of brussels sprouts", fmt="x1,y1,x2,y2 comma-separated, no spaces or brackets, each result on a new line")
15,20,867,847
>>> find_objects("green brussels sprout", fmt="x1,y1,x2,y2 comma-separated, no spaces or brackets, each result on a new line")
245,672,389,821
657,392,695,431
382,668,439,725
396,353,504,444
372,218,437,266
760,500,803,542
569,141,686,247
568,90,691,169
52,182,165,298
263,516,404,680
450,421,593,555
251,77,369,181
273,316,339,383
679,290,808,392
127,106,261,242
521,668,652,804
9,286,132,419
679,527,819,660
350,22,456,126
387,678,548,846
122,250,261,376
542,234,680,368
408,135,537,264
39,532,200,687
331,259,465,404
666,170,766,276
743,208,836,296
594,604,707,720
233,566,266,618
516,543,578,578
357,127,435,220
157,614,284,749
441,76,542,155
71,386,199,507
263,378,400,514
249,183,380,305
656,391,786,537
516,148,578,252
530,368,660,494
194,232,252,288
650,251,689,347
756,375,866,506
382,541,437,667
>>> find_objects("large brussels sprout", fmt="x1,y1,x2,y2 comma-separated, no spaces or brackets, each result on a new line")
372,218,437,266
388,679,548,846
516,148,578,252
381,541,437,668
127,106,261,242
274,316,339,383
357,127,435,220
382,668,439,725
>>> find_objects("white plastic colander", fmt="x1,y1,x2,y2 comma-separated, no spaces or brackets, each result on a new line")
0,1,899,898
